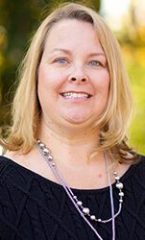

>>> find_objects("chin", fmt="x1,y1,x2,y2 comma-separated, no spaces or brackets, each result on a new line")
63,114,93,126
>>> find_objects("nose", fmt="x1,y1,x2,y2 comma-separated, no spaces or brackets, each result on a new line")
70,77,86,82
68,66,88,83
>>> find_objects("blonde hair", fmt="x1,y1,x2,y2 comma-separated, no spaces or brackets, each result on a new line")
1,2,137,162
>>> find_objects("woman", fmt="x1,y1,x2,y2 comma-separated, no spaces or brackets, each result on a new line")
0,3,145,240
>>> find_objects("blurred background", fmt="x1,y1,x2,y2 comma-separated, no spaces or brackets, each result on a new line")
0,0,145,154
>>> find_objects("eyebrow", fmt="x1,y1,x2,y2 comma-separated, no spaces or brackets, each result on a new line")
50,48,105,57
51,48,70,54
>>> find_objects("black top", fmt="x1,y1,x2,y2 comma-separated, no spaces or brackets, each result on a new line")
0,155,145,240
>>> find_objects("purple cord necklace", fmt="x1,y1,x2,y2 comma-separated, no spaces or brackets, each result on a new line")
37,139,124,240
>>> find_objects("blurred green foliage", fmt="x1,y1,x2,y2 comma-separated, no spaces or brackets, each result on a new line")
123,46,145,154
0,0,144,154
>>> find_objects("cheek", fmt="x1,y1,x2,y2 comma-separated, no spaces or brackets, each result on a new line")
38,65,65,93
94,72,110,95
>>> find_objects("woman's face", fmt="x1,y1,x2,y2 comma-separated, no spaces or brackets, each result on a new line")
38,19,110,129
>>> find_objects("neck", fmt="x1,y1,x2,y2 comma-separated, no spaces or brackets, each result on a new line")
38,119,101,166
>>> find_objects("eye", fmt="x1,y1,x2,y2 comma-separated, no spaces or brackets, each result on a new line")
54,57,69,64
88,60,102,67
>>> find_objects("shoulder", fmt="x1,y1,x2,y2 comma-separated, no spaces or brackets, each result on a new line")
124,154,145,191
133,154,145,174
0,155,32,189
0,155,18,173
130,154,145,178
0,155,12,176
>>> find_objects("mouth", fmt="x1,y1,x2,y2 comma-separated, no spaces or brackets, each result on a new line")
60,91,93,99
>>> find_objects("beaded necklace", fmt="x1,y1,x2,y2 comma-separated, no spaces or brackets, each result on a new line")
37,140,124,240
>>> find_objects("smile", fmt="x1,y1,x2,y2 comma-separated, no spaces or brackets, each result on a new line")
60,92,92,99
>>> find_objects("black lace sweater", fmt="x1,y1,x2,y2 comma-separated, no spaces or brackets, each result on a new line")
0,155,145,240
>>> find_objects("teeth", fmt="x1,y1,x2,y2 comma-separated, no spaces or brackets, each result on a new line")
62,92,90,99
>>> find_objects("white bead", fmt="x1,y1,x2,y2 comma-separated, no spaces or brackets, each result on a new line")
48,156,53,161
77,201,83,206
119,192,124,197
97,219,102,222
73,196,77,200
82,207,90,214
116,182,123,189
90,215,96,220
43,148,49,154
40,143,45,148
119,199,123,203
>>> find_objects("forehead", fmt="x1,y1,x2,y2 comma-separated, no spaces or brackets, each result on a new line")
44,19,103,53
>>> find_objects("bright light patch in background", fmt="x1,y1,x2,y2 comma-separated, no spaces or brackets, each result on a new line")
135,0,145,25
101,0,131,30
102,0,131,17
100,0,145,30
